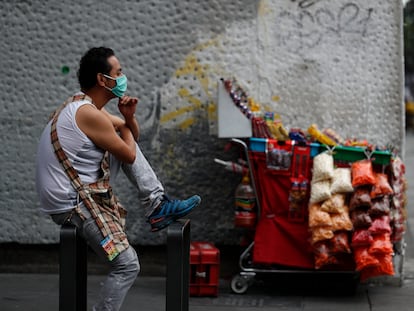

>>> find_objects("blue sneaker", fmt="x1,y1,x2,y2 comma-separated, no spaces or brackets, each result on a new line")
147,195,201,232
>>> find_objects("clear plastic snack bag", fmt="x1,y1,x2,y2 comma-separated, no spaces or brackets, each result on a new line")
310,180,331,204
312,152,334,182
331,168,354,193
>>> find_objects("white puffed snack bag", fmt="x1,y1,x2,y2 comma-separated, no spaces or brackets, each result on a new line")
330,168,354,194
310,180,331,203
312,152,334,182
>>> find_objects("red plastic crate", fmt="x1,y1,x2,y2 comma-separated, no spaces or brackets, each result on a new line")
190,242,220,297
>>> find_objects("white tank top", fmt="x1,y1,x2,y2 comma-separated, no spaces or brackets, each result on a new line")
35,96,105,214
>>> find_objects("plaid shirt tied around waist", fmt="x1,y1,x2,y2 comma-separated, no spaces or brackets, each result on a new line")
50,94,129,261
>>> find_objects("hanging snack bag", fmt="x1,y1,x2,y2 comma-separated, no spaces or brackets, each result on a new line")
321,193,346,214
330,231,352,254
312,152,334,182
308,203,333,228
310,180,331,203
311,226,334,244
370,173,394,198
369,197,390,217
351,159,376,187
331,210,353,232
308,124,337,146
349,187,372,210
353,247,380,271
313,241,338,269
359,254,394,282
368,215,391,235
368,233,393,255
351,210,372,228
330,168,354,194
352,229,373,247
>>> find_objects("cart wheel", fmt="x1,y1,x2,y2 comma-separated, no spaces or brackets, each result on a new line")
230,274,249,294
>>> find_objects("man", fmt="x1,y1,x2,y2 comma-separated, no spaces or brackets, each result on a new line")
35,47,200,310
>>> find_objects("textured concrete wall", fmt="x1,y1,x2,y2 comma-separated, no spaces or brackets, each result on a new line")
0,0,404,245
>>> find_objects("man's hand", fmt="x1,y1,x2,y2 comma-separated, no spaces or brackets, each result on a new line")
118,95,140,141
118,95,138,120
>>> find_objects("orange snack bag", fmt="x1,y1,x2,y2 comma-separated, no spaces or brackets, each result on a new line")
351,160,376,187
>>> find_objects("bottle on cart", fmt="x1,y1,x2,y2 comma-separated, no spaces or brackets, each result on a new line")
234,174,257,229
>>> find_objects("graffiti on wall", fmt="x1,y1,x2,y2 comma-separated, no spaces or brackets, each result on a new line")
275,2,374,54
275,0,374,53
291,0,324,9
158,39,222,134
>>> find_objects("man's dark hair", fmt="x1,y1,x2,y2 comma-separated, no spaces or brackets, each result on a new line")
77,47,115,91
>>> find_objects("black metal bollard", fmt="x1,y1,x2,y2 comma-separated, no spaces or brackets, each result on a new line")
166,219,191,311
59,223,87,311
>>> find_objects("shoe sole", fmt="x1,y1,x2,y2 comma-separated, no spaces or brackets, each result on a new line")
150,200,200,232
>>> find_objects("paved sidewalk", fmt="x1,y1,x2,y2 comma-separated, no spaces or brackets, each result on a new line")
0,269,413,311
1,133,414,310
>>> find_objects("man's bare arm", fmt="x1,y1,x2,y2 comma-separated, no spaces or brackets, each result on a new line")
101,97,140,141
77,105,136,164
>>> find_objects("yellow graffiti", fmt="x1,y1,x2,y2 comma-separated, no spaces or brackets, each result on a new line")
160,105,196,123
208,101,216,122
160,88,202,130
175,54,210,95
179,118,195,130
272,95,280,102
161,48,218,128
178,88,202,108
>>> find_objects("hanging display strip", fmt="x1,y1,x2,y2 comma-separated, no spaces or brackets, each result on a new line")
248,137,392,166
317,145,392,166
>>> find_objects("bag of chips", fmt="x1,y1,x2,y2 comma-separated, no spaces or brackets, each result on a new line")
312,152,334,182
313,241,338,269
330,168,353,194
310,180,331,203
308,203,332,228
311,226,334,244
331,211,353,231
352,229,373,247
351,159,376,187
330,231,351,253
349,187,372,210
369,215,391,235
369,197,390,217
369,233,393,255
359,254,394,282
321,193,346,214
351,210,372,228
353,247,380,271
370,173,394,198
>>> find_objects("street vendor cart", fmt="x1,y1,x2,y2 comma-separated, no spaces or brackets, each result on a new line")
217,80,408,294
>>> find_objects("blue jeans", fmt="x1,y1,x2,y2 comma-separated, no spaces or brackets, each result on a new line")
52,143,164,310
